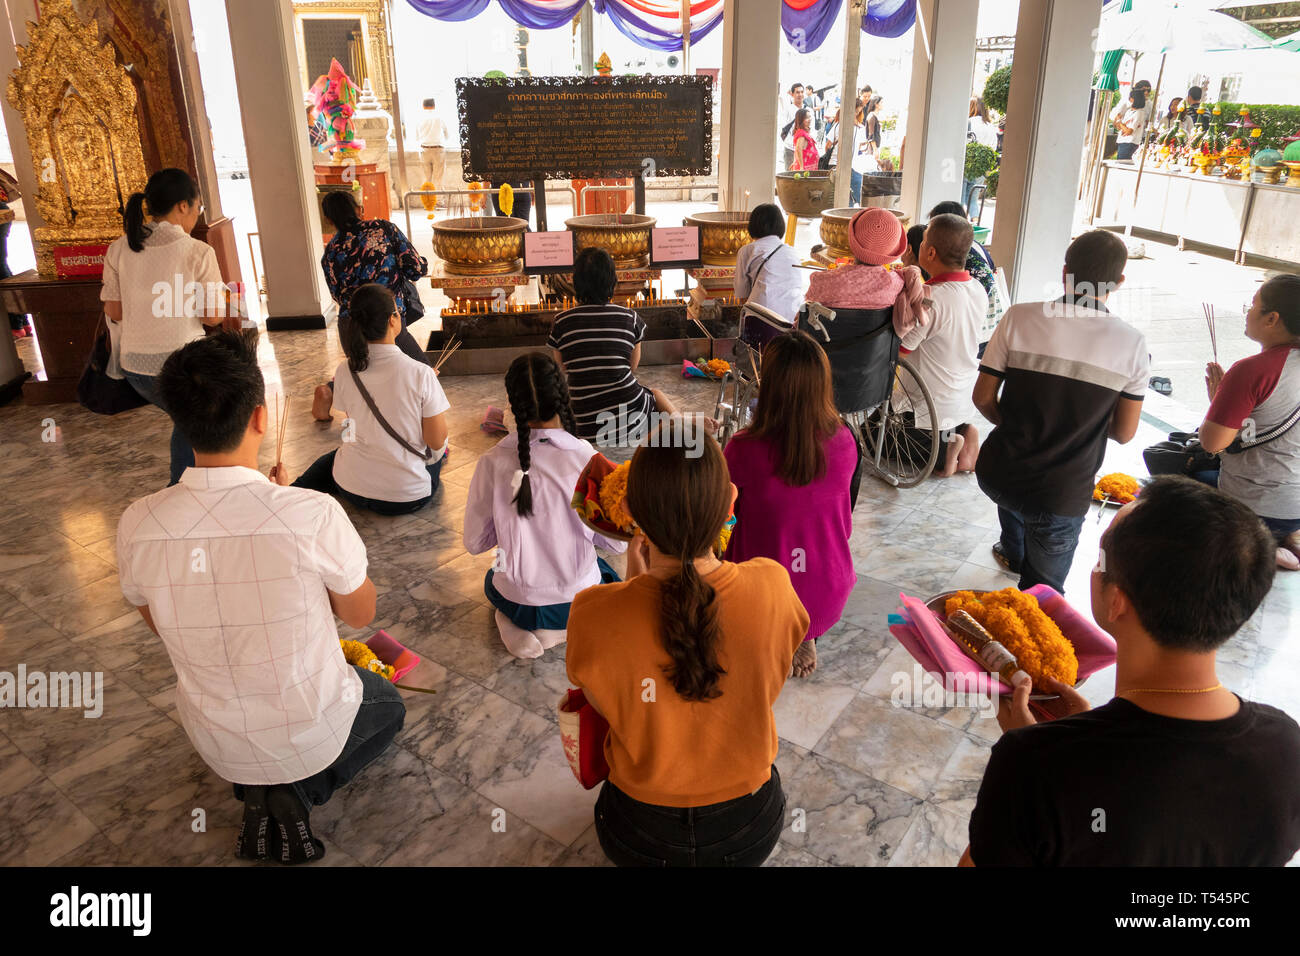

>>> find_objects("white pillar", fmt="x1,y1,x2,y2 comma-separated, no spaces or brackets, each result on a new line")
167,0,223,221
898,0,979,223
989,0,1103,304
224,0,330,329
717,0,782,212
832,0,863,208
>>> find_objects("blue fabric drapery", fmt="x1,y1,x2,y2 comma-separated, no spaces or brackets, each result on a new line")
404,0,916,53
782,0,917,53
591,0,723,53
404,0,585,30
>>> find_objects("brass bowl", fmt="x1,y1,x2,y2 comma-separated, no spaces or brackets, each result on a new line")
432,216,527,276
683,211,752,265
1285,161,1300,189
819,207,859,259
775,170,835,217
565,213,656,269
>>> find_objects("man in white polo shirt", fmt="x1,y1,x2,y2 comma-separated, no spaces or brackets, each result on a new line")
900,213,988,477
417,97,448,188
973,230,1149,594
116,332,403,864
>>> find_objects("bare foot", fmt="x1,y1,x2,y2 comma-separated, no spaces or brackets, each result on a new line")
312,384,333,421
938,432,965,477
791,640,817,678
1276,546,1300,572
956,425,980,472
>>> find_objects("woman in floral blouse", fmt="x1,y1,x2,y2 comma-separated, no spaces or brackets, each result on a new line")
314,191,430,419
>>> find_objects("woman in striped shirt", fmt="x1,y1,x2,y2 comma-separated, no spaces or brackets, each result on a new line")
548,247,677,446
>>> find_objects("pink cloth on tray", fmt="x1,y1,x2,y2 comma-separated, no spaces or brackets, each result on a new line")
888,585,1117,695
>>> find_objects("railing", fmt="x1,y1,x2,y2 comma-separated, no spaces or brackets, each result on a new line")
400,185,582,239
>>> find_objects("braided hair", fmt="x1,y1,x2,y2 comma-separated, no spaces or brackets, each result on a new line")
504,352,577,517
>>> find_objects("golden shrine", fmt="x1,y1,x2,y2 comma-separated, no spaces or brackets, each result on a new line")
5,0,148,275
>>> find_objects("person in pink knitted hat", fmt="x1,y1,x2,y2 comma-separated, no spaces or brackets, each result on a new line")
805,207,929,338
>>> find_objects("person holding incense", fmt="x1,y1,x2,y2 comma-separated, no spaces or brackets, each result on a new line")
292,284,450,515
463,352,625,659
1198,274,1300,571
117,331,402,864
314,190,430,420
733,203,804,325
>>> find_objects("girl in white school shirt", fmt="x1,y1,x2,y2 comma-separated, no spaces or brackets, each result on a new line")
464,352,625,659
286,284,450,515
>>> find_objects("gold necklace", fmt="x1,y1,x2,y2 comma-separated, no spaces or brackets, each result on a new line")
1120,683,1223,695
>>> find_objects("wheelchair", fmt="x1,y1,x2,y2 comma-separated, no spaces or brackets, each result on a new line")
712,300,941,488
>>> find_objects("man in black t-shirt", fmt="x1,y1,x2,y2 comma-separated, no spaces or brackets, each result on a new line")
962,477,1300,866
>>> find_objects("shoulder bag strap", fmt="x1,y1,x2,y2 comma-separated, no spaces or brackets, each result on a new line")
1228,401,1300,453
749,244,784,286
347,366,433,461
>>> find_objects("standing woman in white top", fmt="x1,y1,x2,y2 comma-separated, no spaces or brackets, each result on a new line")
289,284,450,515
733,204,804,325
101,168,226,485
464,352,625,659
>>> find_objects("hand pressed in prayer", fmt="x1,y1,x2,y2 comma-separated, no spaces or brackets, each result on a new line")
997,677,1090,732
1205,362,1224,401
268,464,291,486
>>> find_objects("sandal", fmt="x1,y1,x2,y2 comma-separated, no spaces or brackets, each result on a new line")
1149,376,1173,396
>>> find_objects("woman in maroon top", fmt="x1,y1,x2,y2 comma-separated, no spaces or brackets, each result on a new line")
723,330,858,677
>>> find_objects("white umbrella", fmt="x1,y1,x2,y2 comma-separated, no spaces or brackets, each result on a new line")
1098,2,1275,55
1095,2,1273,234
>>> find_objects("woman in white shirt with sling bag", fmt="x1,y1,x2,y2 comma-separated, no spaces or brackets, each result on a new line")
286,284,450,515
734,204,804,325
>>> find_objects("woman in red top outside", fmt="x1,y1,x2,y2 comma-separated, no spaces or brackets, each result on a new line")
790,109,819,171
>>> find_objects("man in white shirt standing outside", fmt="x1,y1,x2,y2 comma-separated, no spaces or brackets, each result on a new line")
116,332,404,865
778,82,806,170
417,97,449,187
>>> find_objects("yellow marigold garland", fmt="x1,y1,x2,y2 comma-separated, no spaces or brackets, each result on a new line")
944,588,1078,691
599,461,635,533
340,639,394,680
1093,472,1139,504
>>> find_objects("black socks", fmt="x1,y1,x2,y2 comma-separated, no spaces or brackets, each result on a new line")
266,785,326,865
234,785,272,861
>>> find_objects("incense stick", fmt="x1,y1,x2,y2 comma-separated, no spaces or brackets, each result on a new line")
274,393,290,473
1203,302,1218,364
433,338,461,373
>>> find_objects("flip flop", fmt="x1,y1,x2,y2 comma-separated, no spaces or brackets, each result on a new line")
1149,376,1173,396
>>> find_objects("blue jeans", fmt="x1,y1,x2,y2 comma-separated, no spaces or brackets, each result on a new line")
980,482,1086,594
232,665,405,808
594,764,785,867
484,556,620,631
122,370,194,486
292,447,444,515
849,169,863,206
1190,471,1300,543
1116,142,1138,161
962,176,986,217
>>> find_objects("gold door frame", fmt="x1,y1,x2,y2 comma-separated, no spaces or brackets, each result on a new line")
292,1,393,111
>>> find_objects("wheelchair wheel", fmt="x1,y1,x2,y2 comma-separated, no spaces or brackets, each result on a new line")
713,371,739,449
859,355,940,488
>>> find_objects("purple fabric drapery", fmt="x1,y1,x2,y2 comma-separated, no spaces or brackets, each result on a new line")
591,0,724,53
404,0,586,30
782,0,917,53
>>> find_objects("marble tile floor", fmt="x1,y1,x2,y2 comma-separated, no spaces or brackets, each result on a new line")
3,321,1299,868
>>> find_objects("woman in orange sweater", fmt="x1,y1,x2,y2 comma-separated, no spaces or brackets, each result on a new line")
566,427,809,866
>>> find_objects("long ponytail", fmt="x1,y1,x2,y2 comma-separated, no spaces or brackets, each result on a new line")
504,351,577,518
123,168,199,253
124,192,149,252
625,426,731,702
343,283,396,373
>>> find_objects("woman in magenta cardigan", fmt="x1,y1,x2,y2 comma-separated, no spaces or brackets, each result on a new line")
723,330,858,676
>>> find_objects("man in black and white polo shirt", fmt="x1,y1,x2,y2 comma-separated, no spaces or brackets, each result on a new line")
972,230,1149,594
